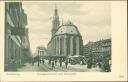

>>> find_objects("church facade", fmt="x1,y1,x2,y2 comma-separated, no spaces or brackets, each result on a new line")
47,7,83,58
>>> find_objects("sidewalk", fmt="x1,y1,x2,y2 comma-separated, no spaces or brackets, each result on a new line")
17,63,44,72
69,64,102,72
62,62,102,72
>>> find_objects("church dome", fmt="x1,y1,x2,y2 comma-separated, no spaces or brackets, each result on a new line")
63,20,74,25
55,21,81,35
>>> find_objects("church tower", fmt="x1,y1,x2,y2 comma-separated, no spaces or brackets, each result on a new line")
51,6,60,36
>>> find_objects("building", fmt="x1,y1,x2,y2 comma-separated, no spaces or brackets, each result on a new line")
84,38,111,60
36,46,46,58
83,41,93,58
35,46,46,65
47,7,83,58
4,2,31,71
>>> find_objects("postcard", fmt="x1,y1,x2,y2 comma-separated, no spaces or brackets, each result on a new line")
0,0,127,81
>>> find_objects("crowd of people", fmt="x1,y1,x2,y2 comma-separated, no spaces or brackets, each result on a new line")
31,56,111,72
86,57,111,72
47,58,69,70
32,57,69,70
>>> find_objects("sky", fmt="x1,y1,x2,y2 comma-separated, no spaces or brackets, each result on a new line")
22,1,111,53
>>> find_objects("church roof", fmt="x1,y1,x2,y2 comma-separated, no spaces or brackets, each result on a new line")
55,21,81,36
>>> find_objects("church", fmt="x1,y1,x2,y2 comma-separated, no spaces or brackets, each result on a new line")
47,7,83,58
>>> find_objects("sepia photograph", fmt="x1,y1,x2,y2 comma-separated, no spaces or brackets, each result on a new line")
0,0,127,81
4,1,112,72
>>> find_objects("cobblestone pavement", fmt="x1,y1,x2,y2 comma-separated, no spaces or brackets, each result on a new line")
18,62,102,72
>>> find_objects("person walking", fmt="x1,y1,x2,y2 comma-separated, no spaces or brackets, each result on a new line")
59,58,62,67
87,57,92,69
48,58,51,65
104,58,110,72
55,59,57,66
42,59,45,64
65,59,68,69
98,61,102,68
51,61,55,70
